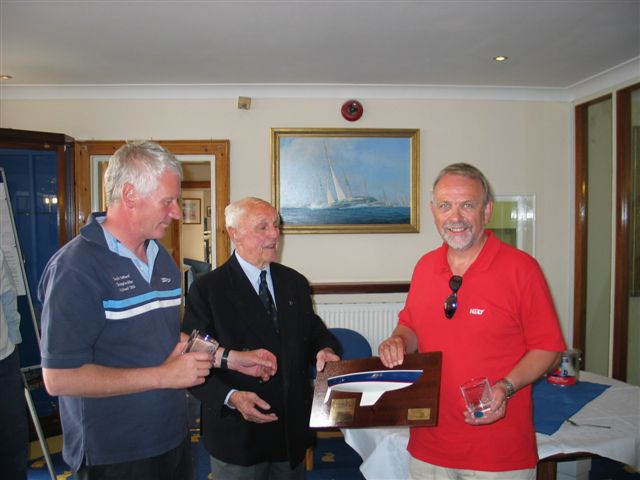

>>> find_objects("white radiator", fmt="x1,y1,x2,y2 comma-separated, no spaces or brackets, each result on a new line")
314,302,403,353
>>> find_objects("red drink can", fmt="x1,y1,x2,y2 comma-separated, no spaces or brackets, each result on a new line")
547,349,581,386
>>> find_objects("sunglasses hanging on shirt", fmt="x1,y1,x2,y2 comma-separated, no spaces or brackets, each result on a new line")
444,275,463,319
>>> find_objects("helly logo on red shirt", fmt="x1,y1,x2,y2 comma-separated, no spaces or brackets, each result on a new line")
469,308,485,315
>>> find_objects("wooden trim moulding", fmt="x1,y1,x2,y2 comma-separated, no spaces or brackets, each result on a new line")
573,103,588,356
612,84,637,381
310,282,410,295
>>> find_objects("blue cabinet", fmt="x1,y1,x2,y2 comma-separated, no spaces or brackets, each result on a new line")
1,148,60,369
0,129,75,373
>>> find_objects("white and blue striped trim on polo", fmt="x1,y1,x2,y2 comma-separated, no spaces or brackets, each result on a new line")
103,288,182,321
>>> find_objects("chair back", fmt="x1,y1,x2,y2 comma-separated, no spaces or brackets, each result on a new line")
183,257,211,280
329,327,372,360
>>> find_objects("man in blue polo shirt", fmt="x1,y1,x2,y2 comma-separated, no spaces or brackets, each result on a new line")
38,141,276,480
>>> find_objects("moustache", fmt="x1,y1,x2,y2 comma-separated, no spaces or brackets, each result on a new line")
443,220,472,231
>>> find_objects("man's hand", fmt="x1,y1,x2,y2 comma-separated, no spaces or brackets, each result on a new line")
227,349,277,381
378,335,406,368
229,390,278,423
159,341,213,389
463,349,561,426
463,382,507,425
316,347,340,372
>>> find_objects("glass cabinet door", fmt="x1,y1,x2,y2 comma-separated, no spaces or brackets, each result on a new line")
625,86,640,385
0,148,60,369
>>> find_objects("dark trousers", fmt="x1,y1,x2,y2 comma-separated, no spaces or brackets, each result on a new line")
76,435,192,480
210,456,305,480
0,348,28,480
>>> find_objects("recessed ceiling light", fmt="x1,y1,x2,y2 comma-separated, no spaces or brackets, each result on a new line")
494,56,508,62
0,75,13,80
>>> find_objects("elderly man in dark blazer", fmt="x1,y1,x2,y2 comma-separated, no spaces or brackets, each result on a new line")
182,197,341,480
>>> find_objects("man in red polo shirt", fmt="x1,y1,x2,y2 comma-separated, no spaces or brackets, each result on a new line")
379,163,566,479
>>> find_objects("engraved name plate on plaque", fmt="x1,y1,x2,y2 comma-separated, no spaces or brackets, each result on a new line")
310,352,442,429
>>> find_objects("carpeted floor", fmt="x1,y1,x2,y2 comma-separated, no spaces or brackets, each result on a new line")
189,424,364,480
25,443,640,480
28,393,637,479
27,393,365,480
306,434,366,480
27,431,365,480
28,447,640,480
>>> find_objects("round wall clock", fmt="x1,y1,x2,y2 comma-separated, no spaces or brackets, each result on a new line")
341,99,364,122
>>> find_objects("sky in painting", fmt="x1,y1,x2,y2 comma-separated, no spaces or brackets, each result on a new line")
279,136,411,208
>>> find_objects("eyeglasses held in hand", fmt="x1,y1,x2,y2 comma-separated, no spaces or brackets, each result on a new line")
444,275,463,319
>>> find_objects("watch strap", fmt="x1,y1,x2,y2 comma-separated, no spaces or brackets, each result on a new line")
221,348,230,369
498,378,516,399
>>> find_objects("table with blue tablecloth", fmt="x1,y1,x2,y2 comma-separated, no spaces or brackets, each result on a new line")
343,371,640,480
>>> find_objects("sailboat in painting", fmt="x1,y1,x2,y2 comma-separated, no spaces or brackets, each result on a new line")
320,142,384,209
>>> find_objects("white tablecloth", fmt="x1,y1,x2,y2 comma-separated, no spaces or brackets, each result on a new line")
343,371,640,480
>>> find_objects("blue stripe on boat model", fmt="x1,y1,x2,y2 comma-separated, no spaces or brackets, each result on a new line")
328,370,422,387
102,288,182,309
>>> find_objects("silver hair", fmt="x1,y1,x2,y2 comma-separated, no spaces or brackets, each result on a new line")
432,163,495,206
103,141,182,206
225,197,274,229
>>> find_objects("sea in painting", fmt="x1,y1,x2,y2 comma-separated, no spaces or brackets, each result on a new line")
282,205,410,225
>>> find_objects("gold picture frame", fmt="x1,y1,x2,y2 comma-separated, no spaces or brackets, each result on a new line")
182,198,201,224
271,128,419,234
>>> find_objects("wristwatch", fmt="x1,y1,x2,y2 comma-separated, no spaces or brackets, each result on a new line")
220,348,231,369
497,378,516,399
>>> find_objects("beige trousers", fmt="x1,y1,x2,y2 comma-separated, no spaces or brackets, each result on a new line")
408,456,536,480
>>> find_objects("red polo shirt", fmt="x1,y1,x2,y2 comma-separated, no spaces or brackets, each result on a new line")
399,232,566,471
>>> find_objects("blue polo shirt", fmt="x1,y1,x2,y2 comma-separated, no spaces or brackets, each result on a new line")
38,213,187,471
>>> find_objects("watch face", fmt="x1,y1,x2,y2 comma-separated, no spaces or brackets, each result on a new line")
341,100,364,121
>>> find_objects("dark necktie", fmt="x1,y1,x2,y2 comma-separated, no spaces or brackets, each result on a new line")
259,270,279,332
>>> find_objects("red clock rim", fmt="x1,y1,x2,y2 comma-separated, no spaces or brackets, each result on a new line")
341,100,363,121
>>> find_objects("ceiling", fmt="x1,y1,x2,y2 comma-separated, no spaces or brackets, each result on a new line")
0,0,639,97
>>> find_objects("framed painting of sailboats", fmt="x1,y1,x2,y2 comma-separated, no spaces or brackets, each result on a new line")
271,128,419,234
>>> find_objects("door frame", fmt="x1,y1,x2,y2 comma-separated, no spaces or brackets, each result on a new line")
572,96,612,363
75,140,230,266
574,83,640,382
612,82,640,380
0,128,76,245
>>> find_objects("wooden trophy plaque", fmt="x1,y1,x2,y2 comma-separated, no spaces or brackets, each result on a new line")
309,351,442,429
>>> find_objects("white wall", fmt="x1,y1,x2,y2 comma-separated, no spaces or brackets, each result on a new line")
0,97,572,339
181,188,206,262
